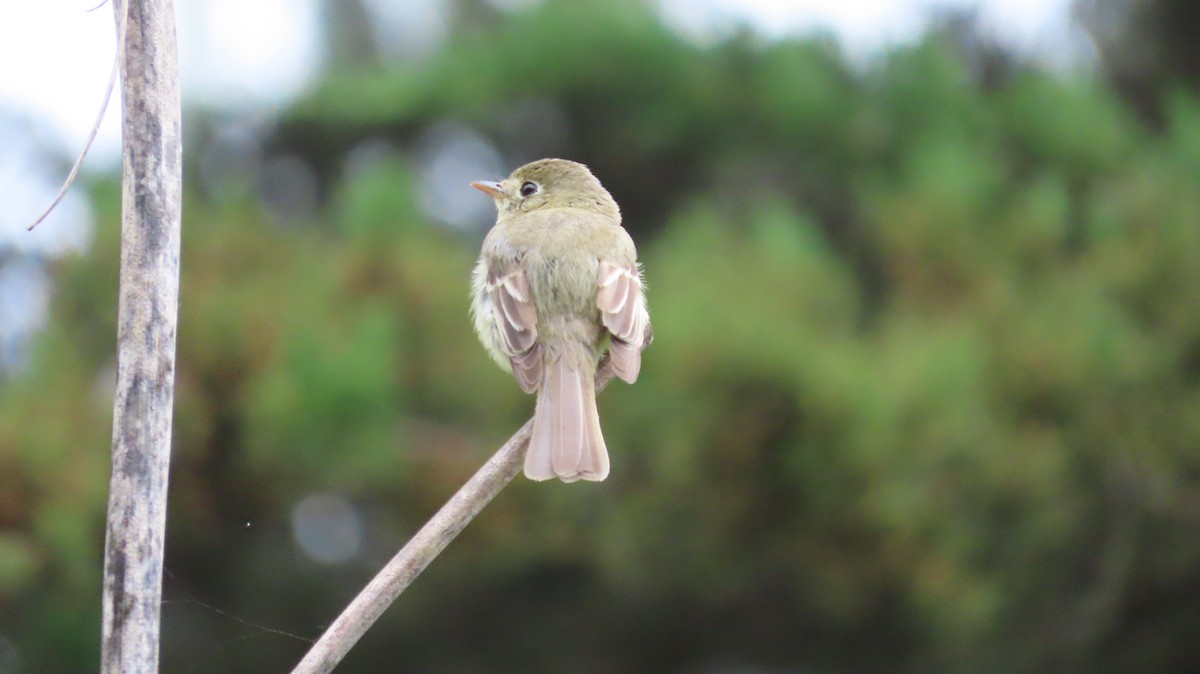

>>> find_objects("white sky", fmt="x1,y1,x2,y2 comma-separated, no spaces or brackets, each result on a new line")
663,0,1080,52
0,0,1081,244
0,0,321,169
0,0,1079,162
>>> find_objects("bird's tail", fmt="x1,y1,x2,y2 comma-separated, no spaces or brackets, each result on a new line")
524,343,608,482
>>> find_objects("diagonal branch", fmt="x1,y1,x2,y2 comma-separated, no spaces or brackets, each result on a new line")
290,368,617,674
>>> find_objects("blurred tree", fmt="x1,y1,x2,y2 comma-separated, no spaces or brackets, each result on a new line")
319,0,381,72
1078,0,1200,125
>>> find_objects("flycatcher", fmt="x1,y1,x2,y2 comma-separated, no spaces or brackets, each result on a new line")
471,159,651,482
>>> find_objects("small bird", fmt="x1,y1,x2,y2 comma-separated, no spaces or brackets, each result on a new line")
471,159,651,482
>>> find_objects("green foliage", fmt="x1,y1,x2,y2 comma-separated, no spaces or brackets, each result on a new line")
4,3,1200,672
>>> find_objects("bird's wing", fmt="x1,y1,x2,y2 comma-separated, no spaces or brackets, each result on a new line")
486,267,541,393
596,260,651,383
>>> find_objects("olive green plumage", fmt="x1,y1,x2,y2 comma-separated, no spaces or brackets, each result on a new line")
470,159,651,482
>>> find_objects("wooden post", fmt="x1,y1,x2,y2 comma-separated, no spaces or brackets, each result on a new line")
99,0,183,672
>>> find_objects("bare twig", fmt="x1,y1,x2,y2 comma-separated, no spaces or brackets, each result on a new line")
291,421,530,674
291,369,618,674
26,1,127,231
100,0,183,672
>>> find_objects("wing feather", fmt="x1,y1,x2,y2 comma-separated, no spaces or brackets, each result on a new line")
487,268,541,393
597,260,651,384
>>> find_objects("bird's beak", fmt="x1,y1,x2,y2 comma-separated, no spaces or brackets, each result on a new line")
470,180,505,198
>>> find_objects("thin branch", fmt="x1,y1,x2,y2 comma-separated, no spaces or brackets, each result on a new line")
291,369,618,674
26,1,126,231
291,421,530,674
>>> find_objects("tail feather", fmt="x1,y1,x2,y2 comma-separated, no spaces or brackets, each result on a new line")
525,349,608,482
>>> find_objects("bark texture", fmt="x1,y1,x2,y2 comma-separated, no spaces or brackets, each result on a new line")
100,1,183,672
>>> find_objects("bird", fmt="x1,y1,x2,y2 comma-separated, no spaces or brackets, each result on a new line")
470,158,651,482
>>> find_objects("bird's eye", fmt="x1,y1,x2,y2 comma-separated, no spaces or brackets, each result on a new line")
520,182,539,197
